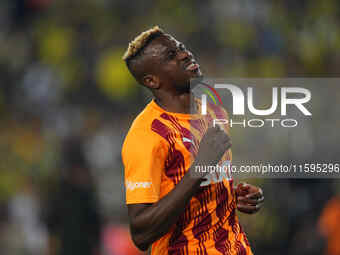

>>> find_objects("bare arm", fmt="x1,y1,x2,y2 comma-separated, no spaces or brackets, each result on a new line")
127,171,202,251
127,126,231,251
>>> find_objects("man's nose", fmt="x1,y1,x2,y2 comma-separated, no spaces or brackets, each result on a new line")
178,50,192,60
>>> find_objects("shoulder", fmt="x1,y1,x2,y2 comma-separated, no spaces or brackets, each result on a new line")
122,103,169,158
125,102,166,141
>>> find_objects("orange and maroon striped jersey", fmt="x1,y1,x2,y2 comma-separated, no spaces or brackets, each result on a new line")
122,99,253,255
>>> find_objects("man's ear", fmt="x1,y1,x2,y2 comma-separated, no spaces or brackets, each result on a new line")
143,74,160,89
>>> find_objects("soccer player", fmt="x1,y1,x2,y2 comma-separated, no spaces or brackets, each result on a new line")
122,26,264,254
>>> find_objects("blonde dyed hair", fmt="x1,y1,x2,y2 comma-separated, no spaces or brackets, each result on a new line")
122,26,163,61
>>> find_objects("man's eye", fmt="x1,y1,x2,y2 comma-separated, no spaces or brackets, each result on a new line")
179,44,185,51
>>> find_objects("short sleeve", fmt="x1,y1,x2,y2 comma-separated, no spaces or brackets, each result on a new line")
122,128,168,204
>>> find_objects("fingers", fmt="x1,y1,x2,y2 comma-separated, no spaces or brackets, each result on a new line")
209,125,230,138
245,188,263,200
196,125,232,167
220,132,232,149
237,183,250,191
209,126,232,152
237,203,262,214
224,138,232,149
236,184,263,199
238,195,264,206
236,185,264,214
205,126,231,149
235,183,250,197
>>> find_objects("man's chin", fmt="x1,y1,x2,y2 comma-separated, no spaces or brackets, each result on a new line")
189,76,204,90
175,71,203,92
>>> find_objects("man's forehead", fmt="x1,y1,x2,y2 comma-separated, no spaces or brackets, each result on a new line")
144,34,181,56
162,34,180,45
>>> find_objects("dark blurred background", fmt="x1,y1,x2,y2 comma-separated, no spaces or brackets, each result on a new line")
0,0,340,254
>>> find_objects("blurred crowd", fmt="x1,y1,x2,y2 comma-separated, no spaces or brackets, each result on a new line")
0,0,340,254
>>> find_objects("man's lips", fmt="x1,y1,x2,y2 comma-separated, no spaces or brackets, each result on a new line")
185,62,200,71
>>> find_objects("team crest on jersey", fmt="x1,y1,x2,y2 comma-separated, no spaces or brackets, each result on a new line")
200,160,233,187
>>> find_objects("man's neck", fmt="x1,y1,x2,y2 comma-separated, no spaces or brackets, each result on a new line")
154,92,195,114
